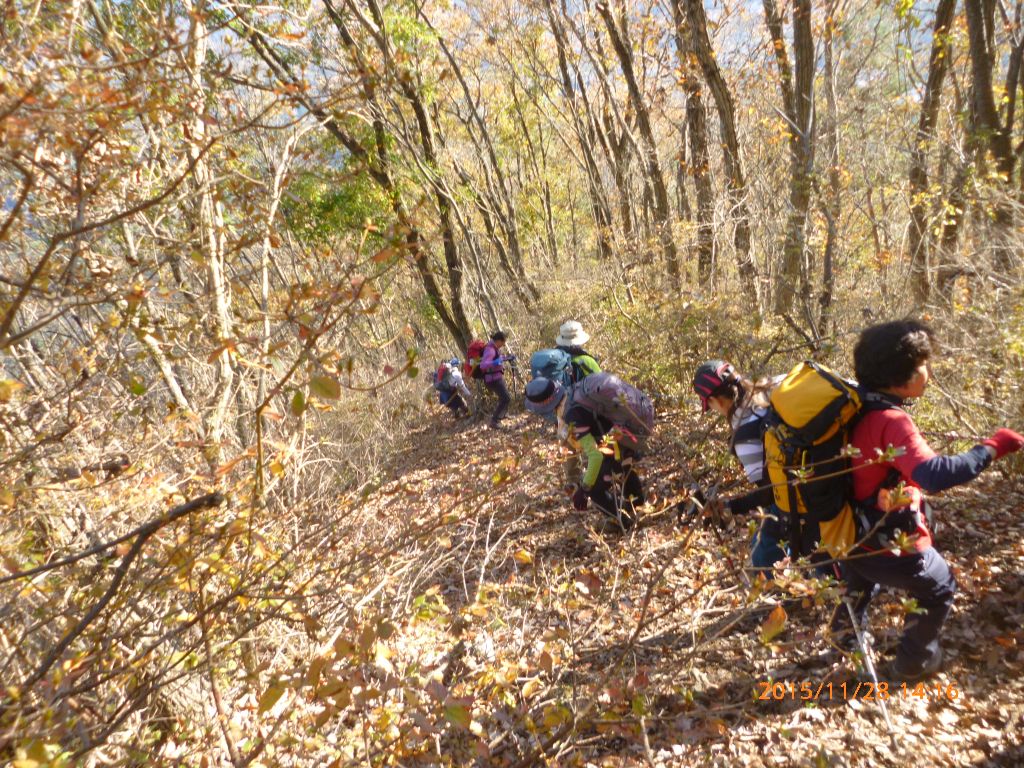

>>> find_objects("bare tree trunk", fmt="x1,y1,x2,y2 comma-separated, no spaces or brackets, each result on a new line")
605,110,636,241
908,0,958,303
185,0,234,467
764,0,816,321
451,160,535,308
596,1,681,288
545,0,616,261
354,0,473,342
819,7,841,335
964,0,1018,273
673,0,714,284
247,18,469,347
424,14,541,303
507,79,560,270
675,130,693,221
679,0,760,307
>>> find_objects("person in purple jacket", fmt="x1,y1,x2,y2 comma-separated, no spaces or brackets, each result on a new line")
480,330,515,430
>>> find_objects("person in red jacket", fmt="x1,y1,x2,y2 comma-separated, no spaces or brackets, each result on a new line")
831,320,1023,680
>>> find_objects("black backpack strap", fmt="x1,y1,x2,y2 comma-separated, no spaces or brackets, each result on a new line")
728,405,767,457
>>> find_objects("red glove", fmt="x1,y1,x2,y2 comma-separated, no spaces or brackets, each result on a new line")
572,487,589,511
982,428,1024,460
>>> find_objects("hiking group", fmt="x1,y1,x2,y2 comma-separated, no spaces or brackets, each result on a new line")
433,321,652,531
432,318,1023,683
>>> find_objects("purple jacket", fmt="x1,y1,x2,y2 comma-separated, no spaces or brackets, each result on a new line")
480,342,504,383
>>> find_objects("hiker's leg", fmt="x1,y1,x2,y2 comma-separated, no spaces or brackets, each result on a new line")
750,510,787,571
589,457,635,529
588,457,620,517
620,452,645,506
830,558,879,639
488,379,510,425
863,547,955,673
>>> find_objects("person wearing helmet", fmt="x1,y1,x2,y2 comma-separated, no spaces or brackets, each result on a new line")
692,360,788,571
554,320,601,383
434,357,472,419
526,376,643,532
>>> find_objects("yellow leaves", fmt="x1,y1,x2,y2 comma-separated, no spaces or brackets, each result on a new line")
305,655,329,689
0,487,15,508
513,549,533,566
541,703,573,730
0,378,25,402
12,740,62,768
521,677,543,700
374,642,395,674
492,456,518,486
760,604,788,645
258,681,286,714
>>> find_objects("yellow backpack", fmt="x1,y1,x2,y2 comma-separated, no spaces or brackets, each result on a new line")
764,361,862,559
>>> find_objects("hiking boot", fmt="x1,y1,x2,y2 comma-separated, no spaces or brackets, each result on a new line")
593,509,635,534
828,627,864,654
882,647,943,683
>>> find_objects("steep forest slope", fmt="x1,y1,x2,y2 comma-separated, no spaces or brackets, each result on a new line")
325,400,1024,767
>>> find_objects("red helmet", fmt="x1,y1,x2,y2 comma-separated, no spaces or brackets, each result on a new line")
692,360,737,412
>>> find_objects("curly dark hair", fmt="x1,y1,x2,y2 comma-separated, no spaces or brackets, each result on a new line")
854,320,935,391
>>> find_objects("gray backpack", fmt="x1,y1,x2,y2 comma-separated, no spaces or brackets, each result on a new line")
570,372,655,450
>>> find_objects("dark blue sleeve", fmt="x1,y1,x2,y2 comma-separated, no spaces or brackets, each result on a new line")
727,483,775,516
909,445,993,493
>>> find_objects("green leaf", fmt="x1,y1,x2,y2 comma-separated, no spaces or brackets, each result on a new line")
407,366,419,379
291,390,306,416
444,703,472,730
310,375,340,400
128,376,147,396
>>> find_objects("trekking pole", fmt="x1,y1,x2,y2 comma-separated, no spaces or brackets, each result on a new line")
844,598,898,751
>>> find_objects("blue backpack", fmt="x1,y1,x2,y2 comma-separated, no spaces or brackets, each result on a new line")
530,349,574,389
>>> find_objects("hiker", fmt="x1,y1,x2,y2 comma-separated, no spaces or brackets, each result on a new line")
692,360,788,571
480,331,515,430
434,358,471,419
528,322,601,417
554,320,601,381
525,375,649,531
830,320,1023,680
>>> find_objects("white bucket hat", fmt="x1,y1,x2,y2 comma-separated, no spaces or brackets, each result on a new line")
555,320,590,347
